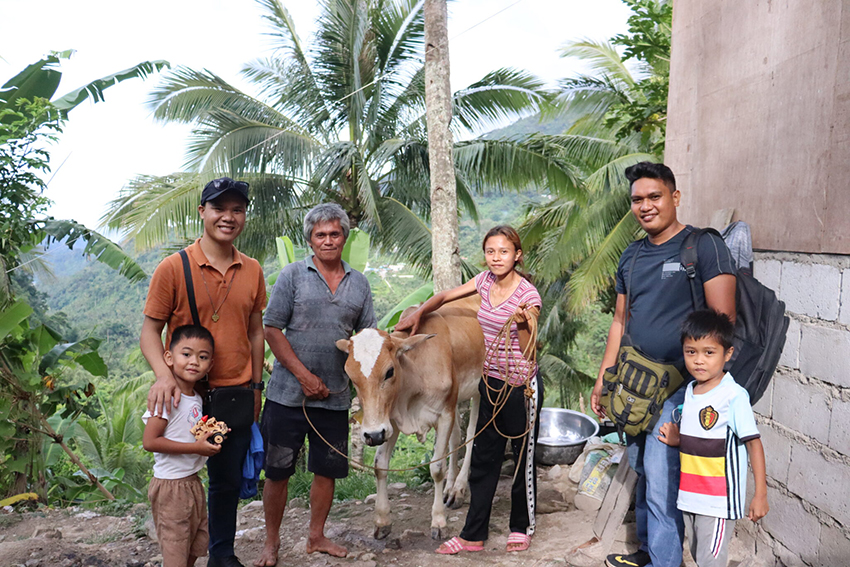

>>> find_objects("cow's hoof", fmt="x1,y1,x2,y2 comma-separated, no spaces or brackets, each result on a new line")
431,526,446,540
448,495,464,509
374,525,392,540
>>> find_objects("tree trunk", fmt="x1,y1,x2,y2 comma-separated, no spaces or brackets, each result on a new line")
424,0,461,293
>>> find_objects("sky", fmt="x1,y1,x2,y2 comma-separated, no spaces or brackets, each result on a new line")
0,0,631,232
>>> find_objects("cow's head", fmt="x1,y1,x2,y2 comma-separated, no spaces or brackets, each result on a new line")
336,328,434,446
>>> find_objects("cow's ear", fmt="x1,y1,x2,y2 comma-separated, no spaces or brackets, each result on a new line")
396,333,436,355
336,339,351,354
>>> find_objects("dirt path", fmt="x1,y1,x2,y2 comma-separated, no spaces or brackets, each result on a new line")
0,466,749,567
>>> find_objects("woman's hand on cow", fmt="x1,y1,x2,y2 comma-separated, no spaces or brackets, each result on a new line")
299,372,330,400
395,311,422,335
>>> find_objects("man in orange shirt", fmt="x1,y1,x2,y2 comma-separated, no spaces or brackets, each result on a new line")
141,177,266,567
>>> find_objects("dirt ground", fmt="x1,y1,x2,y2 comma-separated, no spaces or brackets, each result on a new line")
0,465,749,567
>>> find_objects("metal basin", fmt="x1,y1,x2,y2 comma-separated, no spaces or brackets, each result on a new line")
535,408,600,466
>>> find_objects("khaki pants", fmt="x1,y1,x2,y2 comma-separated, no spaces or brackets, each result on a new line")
149,473,208,566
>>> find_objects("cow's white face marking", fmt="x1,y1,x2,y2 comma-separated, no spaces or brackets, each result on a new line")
351,329,385,378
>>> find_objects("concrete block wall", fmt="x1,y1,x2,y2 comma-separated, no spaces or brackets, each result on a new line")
735,251,850,566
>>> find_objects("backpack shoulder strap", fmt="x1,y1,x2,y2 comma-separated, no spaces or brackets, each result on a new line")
178,249,201,327
679,227,722,310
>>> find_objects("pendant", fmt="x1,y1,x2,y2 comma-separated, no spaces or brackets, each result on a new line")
212,313,220,323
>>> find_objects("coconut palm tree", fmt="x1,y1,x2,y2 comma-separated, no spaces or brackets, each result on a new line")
102,0,553,276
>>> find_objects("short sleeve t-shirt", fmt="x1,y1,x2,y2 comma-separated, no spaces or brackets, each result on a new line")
615,226,736,363
677,374,760,519
142,393,207,480
263,256,377,410
474,271,542,386
143,240,267,388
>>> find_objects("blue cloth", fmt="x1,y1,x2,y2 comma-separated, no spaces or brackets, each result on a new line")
627,386,687,567
240,422,264,499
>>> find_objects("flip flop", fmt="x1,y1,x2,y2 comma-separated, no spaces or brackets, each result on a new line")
435,536,485,554
507,532,531,552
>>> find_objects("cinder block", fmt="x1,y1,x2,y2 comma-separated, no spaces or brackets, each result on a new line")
799,325,850,388
816,523,850,567
760,423,791,486
828,398,850,457
841,269,850,327
779,317,801,370
753,376,773,418
761,489,820,565
755,259,782,292
772,373,830,444
780,262,841,320
788,443,850,526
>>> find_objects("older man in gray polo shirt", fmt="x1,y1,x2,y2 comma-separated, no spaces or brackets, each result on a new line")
256,203,376,567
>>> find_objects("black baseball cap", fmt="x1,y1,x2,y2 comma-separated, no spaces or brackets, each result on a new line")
200,177,250,205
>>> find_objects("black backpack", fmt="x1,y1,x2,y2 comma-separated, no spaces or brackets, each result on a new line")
679,226,789,405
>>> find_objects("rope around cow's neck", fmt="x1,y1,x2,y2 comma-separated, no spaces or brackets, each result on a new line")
301,306,539,473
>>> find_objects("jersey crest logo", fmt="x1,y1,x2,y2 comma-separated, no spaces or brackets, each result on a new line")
699,405,719,430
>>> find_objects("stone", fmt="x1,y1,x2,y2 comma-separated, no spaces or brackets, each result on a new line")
242,500,263,512
772,373,830,444
779,262,841,320
779,317,801,370
31,527,62,539
816,522,850,567
401,529,425,540
788,442,850,525
760,489,820,564
288,496,307,509
149,556,162,565
829,398,850,457
841,269,850,326
759,423,791,485
356,561,377,567
360,552,376,561
388,482,407,491
799,325,850,387
25,560,40,567
145,518,157,543
292,539,307,554
754,259,782,292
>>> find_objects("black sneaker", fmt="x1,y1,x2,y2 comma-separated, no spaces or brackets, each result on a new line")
207,555,245,567
606,550,650,567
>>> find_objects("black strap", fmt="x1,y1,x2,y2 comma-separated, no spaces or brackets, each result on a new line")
179,249,201,327
624,239,645,335
679,227,722,311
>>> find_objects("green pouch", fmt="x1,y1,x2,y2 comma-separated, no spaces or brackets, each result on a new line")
601,336,684,440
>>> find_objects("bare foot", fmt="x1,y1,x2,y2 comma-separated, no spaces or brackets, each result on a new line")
253,541,280,566
307,535,348,558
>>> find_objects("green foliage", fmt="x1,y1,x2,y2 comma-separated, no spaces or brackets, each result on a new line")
104,0,547,277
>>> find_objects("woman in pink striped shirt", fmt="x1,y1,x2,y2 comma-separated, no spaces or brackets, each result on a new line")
396,226,542,555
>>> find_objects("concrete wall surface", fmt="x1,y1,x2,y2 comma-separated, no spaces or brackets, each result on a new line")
666,0,850,254
733,253,850,567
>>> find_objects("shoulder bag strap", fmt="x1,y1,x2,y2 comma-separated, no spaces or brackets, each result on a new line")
624,240,645,335
179,249,201,327
680,227,723,310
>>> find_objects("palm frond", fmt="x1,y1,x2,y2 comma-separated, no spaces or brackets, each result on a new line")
567,211,641,313
451,68,548,134
559,39,636,88
53,60,170,115
40,219,147,283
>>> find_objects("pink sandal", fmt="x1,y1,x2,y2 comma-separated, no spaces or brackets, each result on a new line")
435,536,485,554
507,532,531,552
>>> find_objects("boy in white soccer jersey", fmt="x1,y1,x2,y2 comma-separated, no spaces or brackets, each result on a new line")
658,310,768,567
143,325,221,567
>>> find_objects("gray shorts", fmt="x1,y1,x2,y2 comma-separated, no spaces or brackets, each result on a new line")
684,511,735,567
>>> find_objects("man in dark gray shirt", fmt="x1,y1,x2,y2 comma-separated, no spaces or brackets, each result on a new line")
256,203,376,567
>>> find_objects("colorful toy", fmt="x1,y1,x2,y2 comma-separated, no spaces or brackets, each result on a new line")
190,415,229,445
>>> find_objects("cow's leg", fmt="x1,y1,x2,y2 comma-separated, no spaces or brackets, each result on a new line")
373,426,400,540
442,414,462,503
445,390,480,509
430,411,455,540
